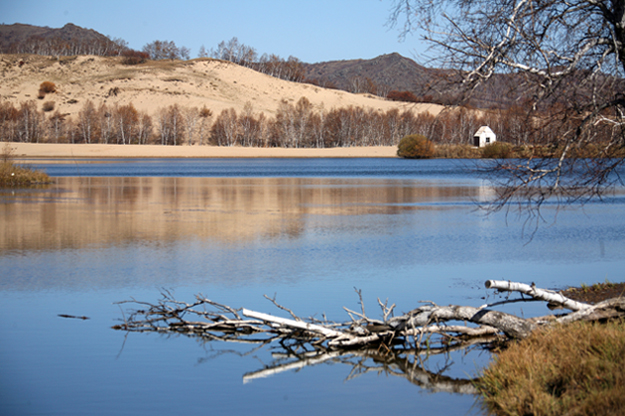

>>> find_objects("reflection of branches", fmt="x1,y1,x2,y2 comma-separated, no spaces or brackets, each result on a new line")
242,342,487,394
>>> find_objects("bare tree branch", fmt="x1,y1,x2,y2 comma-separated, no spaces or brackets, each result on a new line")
389,0,625,212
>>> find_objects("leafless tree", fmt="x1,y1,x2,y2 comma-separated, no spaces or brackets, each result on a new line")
157,105,185,145
17,101,44,143
389,0,625,211
113,104,139,145
47,110,68,143
143,40,184,60
77,100,99,144
97,104,114,145
210,108,239,146
197,45,209,58
136,113,153,145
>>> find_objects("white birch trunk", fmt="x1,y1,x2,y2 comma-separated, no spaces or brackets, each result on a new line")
485,280,591,311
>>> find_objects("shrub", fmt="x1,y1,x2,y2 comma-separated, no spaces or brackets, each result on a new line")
42,101,55,112
121,49,149,65
387,90,419,103
39,81,56,94
397,134,436,158
481,142,512,158
0,144,51,187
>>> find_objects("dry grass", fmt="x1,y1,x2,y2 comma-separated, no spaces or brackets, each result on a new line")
435,144,481,158
431,143,625,160
477,320,625,416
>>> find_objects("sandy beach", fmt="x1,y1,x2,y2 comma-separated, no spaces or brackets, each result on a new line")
6,142,399,159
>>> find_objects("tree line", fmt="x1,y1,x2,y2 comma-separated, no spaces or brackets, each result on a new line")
1,97,617,150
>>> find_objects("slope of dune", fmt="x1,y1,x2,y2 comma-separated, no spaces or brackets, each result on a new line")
0,54,444,119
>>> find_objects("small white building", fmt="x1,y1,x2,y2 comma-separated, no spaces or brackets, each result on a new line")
473,126,497,147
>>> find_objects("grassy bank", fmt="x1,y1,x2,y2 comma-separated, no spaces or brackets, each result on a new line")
1,144,51,187
433,142,625,159
477,282,625,416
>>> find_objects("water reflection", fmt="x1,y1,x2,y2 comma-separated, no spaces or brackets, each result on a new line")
235,344,482,394
0,177,479,251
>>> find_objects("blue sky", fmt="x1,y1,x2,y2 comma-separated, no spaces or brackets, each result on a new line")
0,0,428,63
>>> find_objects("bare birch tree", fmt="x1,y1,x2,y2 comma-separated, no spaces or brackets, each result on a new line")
77,100,99,144
17,101,43,143
389,0,625,210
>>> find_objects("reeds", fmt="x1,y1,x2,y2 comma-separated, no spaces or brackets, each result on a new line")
477,320,625,416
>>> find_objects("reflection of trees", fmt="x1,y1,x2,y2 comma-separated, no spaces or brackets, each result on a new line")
1,177,485,251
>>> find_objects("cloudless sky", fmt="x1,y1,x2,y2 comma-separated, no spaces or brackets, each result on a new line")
0,0,429,63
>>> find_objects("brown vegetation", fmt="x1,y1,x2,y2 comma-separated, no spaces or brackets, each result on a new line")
397,134,435,158
42,101,55,112
0,143,51,187
39,81,56,94
478,320,625,416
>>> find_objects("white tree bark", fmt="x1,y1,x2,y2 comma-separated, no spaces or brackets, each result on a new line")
242,308,344,338
485,280,591,311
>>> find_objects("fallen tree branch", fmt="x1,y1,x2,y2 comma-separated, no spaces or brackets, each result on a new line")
485,280,591,311
113,281,624,357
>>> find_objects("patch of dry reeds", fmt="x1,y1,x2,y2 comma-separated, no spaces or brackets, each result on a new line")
477,319,625,416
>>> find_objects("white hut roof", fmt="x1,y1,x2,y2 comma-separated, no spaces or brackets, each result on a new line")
475,126,495,136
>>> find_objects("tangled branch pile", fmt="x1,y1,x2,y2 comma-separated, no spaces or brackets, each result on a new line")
113,280,625,354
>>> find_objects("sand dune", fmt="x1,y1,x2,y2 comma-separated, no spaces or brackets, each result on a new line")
0,54,443,119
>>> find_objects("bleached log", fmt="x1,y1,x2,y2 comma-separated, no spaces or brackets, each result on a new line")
485,280,591,311
396,304,536,339
241,308,345,338
556,297,625,324
403,324,499,337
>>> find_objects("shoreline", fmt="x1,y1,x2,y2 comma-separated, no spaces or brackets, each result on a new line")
5,143,399,159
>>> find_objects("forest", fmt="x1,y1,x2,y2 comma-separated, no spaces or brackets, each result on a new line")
1,94,617,152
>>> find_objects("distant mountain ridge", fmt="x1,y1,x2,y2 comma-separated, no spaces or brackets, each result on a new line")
302,53,432,93
302,53,526,109
0,23,120,55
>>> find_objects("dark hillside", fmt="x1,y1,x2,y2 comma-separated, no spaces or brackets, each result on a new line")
302,52,534,108
302,53,432,93
0,23,121,55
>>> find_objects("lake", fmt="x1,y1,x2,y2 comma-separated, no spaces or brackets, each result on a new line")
1,158,624,416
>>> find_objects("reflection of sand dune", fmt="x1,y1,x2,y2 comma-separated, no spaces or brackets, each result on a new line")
0,177,480,251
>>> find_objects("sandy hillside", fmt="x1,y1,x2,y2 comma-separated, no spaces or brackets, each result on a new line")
0,54,444,119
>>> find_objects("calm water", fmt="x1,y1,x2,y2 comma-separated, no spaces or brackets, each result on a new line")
1,158,624,416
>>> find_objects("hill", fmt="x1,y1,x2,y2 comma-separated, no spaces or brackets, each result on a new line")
0,23,120,56
302,53,433,93
302,52,529,109
0,53,443,120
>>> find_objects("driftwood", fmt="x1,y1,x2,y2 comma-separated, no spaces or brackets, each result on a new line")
113,281,625,387
113,281,625,353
